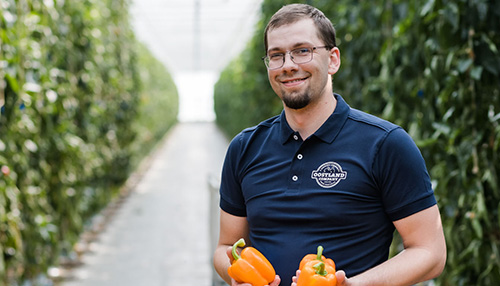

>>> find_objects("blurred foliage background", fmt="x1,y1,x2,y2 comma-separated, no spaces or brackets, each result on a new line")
0,0,178,284
1,0,499,285
215,0,500,285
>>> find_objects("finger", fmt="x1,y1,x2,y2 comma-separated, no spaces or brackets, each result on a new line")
269,275,281,286
226,246,235,263
231,279,252,286
292,269,301,282
335,270,347,285
291,269,300,286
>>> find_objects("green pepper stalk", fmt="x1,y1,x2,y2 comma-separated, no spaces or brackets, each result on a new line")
231,238,246,260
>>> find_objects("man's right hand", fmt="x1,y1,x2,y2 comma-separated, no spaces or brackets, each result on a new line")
226,247,281,286
230,276,281,286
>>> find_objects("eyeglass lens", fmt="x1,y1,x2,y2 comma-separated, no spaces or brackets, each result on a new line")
266,49,313,69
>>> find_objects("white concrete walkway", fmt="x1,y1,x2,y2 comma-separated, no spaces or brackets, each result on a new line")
57,122,229,286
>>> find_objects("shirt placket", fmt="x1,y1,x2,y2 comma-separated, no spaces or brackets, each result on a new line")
288,132,305,193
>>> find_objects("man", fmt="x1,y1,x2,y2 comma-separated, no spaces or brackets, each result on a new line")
213,4,446,286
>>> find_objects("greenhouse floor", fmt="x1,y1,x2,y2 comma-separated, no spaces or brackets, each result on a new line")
55,122,229,286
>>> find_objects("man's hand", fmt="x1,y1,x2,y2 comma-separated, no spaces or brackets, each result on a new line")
226,246,281,286
291,269,300,286
291,269,351,286
230,276,280,286
334,270,350,285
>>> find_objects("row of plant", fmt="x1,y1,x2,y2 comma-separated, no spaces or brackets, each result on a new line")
214,0,500,285
0,0,178,284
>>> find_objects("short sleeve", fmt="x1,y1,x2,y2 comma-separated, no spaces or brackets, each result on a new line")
374,128,436,221
219,133,247,217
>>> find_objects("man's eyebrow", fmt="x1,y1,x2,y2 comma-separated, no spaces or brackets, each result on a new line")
267,42,314,53
292,42,313,48
267,47,283,53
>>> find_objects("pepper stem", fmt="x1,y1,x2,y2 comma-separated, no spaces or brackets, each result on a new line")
316,245,324,261
231,238,246,261
313,262,328,276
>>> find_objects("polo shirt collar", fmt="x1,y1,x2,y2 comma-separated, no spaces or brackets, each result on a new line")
279,93,350,144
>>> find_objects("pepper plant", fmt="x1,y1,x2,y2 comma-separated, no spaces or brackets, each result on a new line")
214,0,500,285
0,0,178,284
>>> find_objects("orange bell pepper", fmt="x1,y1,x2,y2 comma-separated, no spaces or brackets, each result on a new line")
227,238,276,286
297,246,337,286
299,246,335,271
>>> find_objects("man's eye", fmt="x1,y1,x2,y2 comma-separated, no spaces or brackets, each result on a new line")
294,48,311,55
269,53,284,60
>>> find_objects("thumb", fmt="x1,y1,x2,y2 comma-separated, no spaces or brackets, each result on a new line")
335,270,348,285
226,246,235,263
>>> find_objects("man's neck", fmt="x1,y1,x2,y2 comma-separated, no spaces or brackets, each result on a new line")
285,93,337,140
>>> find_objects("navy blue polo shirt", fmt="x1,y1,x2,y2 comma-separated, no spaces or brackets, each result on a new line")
220,94,436,284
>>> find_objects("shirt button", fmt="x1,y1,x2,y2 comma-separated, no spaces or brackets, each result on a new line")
297,154,303,160
292,175,298,181
293,134,299,140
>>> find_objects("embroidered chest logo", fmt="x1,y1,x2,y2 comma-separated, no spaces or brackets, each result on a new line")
311,161,347,188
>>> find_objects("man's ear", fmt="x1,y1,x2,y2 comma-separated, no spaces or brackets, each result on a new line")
328,47,341,75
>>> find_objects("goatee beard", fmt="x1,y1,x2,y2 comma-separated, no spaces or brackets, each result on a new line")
282,92,311,109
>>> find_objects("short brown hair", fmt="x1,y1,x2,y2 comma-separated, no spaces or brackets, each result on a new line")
264,4,337,52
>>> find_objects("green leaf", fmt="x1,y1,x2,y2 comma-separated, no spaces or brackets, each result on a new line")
458,58,473,73
420,0,435,17
470,66,483,80
498,202,500,230
443,3,459,32
471,218,483,239
5,73,20,94
432,122,451,136
476,191,487,218
482,34,499,54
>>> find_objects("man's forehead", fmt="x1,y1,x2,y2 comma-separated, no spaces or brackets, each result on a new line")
267,18,315,34
266,19,320,51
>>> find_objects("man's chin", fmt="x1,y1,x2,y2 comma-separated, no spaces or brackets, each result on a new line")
283,98,310,110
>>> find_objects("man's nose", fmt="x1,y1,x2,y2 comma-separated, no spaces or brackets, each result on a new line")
282,52,298,70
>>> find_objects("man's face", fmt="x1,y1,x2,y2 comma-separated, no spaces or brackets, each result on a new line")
266,18,339,110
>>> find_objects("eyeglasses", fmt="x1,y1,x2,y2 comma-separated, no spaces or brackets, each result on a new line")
262,46,331,70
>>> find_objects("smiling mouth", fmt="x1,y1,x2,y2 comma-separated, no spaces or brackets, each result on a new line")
281,76,308,85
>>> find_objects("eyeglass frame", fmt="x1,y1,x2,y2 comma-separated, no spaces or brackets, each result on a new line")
262,46,332,70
